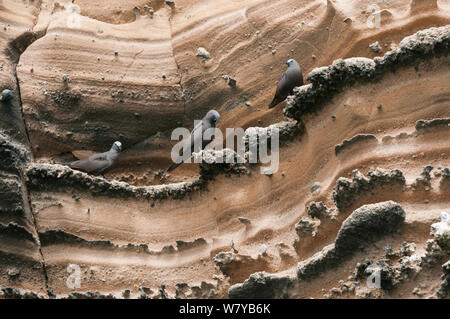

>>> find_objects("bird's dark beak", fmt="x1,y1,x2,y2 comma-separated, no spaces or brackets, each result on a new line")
284,62,289,65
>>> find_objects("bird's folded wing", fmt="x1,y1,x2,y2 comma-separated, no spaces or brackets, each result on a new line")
275,71,289,97
69,153,108,172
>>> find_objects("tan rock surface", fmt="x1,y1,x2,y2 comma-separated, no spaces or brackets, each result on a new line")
0,0,449,299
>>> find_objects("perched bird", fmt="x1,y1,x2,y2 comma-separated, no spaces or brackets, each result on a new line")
167,110,220,172
268,59,303,108
62,141,122,177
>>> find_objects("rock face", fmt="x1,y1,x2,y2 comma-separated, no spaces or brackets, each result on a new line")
26,163,202,200
228,272,293,299
230,201,406,297
334,201,406,254
295,217,320,239
297,201,405,280
437,260,450,298
334,134,377,156
332,169,406,210
213,251,270,284
284,25,450,121
1,1,450,299
307,202,336,220
18,4,185,157
0,135,47,296
431,212,450,248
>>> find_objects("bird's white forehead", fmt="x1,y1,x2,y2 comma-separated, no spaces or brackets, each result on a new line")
287,59,294,63
114,141,122,147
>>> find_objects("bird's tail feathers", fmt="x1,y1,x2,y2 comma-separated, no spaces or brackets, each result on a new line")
167,162,181,172
60,162,72,166
268,98,278,108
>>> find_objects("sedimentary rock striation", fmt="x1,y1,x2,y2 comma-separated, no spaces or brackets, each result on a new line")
1,0,449,299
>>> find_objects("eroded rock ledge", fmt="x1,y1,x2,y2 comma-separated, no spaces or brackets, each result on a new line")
332,169,405,210
298,201,406,279
39,229,207,255
229,201,406,298
26,163,203,200
334,134,377,156
284,25,450,121
0,133,30,175
0,223,36,243
228,272,294,299
415,118,450,132
25,120,303,200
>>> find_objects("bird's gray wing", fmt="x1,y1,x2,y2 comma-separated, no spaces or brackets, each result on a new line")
275,71,290,98
167,121,207,172
269,71,290,108
68,152,109,173
201,120,217,149
269,68,303,108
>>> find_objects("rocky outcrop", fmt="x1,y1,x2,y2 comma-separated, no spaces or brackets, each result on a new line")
332,169,405,210
197,149,250,181
66,291,115,299
228,272,294,299
213,251,270,284
284,25,450,121
334,201,405,254
297,201,405,279
412,165,433,189
0,287,43,299
26,163,202,200
230,201,406,296
334,134,377,156
430,212,450,248
307,202,336,220
39,228,207,255
415,118,450,132
437,260,450,298
175,281,218,299
2,2,450,299
244,121,305,151
295,217,320,239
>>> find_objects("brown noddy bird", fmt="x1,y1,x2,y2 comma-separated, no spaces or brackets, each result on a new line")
63,141,122,176
167,110,220,172
268,59,303,108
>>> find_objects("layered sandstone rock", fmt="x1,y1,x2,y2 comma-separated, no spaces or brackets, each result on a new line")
0,0,449,299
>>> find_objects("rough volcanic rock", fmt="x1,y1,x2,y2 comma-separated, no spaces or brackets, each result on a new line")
430,212,450,248
197,149,249,181
437,260,450,298
415,118,450,132
66,291,115,299
213,251,270,284
334,134,377,156
295,216,320,239
334,201,405,254
244,121,304,152
0,287,43,299
284,25,450,121
332,169,405,210
1,1,450,299
26,163,202,200
228,272,293,299
307,201,336,220
413,165,433,189
298,201,405,279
